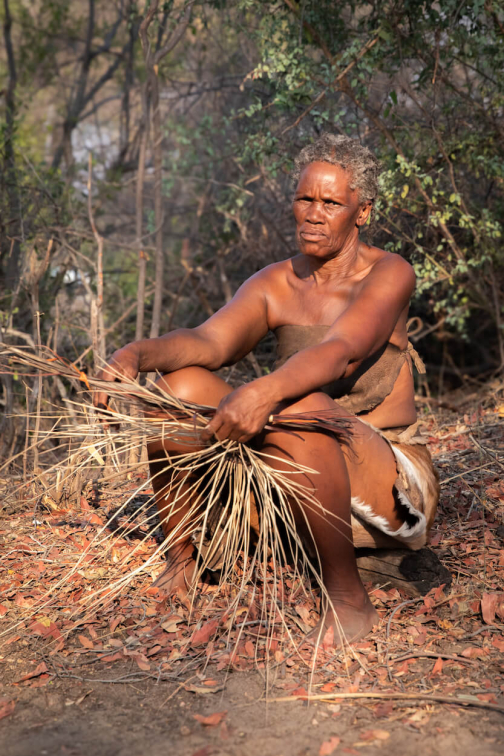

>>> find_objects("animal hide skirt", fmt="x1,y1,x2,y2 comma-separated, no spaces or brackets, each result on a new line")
192,423,440,570
350,423,440,551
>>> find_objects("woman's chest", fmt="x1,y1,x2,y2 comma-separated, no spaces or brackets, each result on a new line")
267,278,360,329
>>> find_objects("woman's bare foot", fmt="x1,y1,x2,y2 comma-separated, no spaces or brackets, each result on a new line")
152,556,197,592
308,592,379,647
152,541,198,593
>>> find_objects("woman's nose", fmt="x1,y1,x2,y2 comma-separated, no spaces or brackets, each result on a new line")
305,201,324,223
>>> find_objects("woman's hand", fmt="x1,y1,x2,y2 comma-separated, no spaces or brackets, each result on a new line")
200,380,277,444
93,344,140,410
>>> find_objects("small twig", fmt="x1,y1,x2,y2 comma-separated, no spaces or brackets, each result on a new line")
386,599,420,642
390,651,477,666
469,434,504,473
32,310,43,472
441,463,493,485
157,674,197,710
459,625,504,640
270,691,504,713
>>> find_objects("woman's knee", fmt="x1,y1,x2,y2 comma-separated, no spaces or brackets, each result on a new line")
155,366,231,406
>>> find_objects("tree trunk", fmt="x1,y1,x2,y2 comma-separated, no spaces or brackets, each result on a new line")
1,0,21,286
149,70,164,339
135,86,149,342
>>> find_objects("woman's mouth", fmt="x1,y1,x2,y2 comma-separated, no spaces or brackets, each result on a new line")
300,230,326,241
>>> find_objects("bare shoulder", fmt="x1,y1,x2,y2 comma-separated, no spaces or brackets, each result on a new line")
366,247,416,293
242,258,293,292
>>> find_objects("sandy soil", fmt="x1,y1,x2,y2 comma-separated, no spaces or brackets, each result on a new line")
2,665,504,756
1,396,504,756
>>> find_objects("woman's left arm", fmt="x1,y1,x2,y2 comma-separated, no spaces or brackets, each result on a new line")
202,255,415,442
264,255,416,400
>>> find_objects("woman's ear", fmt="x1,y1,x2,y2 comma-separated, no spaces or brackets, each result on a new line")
356,201,373,227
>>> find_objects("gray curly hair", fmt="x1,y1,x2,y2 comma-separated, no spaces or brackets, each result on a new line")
292,133,381,211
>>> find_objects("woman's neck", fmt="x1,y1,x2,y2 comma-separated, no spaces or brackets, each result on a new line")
301,237,366,283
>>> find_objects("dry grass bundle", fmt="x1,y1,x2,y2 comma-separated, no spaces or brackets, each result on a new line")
0,344,355,656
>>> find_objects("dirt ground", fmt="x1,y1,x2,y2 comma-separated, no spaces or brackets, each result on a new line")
2,666,504,756
1,388,504,756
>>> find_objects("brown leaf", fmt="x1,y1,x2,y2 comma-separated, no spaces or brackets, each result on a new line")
322,625,334,650
0,699,15,721
191,618,219,647
319,736,340,755
132,653,150,671
497,596,504,621
371,589,389,602
29,617,62,640
360,730,390,742
373,701,395,717
491,636,504,652
292,686,309,700
193,710,227,727
15,662,48,684
244,640,254,658
78,634,94,650
295,604,312,623
461,647,484,659
413,630,427,646
481,593,498,624
109,615,124,633
185,684,224,695
431,657,443,675
160,615,183,633
100,652,125,663
477,693,498,704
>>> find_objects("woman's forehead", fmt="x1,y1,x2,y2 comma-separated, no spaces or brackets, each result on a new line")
296,161,356,196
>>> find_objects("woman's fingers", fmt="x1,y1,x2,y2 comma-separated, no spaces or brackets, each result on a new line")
92,349,139,410
93,364,120,409
200,415,224,442
200,413,257,444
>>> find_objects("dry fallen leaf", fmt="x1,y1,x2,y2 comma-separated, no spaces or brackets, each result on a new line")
193,710,227,727
0,699,15,721
319,736,340,755
160,615,183,633
78,633,94,650
322,625,334,650
191,618,219,647
15,662,48,684
185,684,224,695
359,729,390,742
481,593,498,624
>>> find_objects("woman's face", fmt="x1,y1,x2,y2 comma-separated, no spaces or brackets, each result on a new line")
293,161,371,260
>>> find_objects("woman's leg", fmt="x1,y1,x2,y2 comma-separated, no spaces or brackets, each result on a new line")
147,367,232,591
258,392,377,642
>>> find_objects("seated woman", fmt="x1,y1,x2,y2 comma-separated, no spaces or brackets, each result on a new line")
95,133,439,644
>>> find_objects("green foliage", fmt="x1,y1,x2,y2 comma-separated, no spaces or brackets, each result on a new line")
209,0,504,355
2,0,504,377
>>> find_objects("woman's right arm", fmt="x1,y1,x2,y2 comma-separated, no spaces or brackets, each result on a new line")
93,269,271,407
